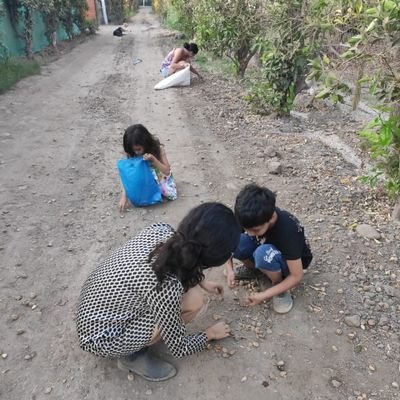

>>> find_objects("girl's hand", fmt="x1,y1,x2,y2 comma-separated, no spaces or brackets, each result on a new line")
244,292,268,307
143,153,155,162
201,280,224,296
206,321,231,341
118,194,130,213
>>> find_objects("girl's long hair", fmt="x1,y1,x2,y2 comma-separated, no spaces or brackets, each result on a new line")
150,203,241,292
183,42,199,55
123,124,161,160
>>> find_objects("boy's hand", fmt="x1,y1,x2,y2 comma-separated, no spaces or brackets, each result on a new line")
244,292,267,307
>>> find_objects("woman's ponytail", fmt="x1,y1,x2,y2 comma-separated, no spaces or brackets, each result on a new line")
150,203,241,292
150,233,205,292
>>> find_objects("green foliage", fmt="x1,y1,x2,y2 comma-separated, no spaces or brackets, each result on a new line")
0,57,40,93
193,51,234,76
163,5,183,32
0,4,9,59
4,0,90,57
245,0,319,115
245,80,277,115
309,0,400,196
152,0,169,18
360,113,400,197
107,0,124,24
124,0,139,17
107,0,139,23
83,19,98,35
166,0,194,37
193,0,265,77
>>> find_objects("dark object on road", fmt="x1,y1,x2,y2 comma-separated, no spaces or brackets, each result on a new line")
113,27,123,37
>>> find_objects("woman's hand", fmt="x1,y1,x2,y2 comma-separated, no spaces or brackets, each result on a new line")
206,321,231,341
143,153,155,162
244,292,269,307
200,280,223,296
225,269,236,288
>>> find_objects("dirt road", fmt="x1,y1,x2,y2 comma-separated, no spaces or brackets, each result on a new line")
1,7,399,400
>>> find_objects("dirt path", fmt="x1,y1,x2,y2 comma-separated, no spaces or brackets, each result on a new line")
1,7,399,400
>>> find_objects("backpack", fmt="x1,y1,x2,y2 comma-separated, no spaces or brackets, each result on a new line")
117,157,162,207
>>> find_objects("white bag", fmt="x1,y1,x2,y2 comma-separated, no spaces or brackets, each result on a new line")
154,66,191,90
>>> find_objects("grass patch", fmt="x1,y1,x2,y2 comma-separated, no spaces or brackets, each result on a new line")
194,51,235,77
0,57,40,94
164,7,184,33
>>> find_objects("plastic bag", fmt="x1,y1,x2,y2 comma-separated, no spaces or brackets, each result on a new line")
160,173,177,200
117,157,162,207
154,65,191,90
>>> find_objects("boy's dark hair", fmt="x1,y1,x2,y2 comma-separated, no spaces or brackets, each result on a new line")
234,184,276,228
183,42,199,54
150,203,241,292
123,124,161,160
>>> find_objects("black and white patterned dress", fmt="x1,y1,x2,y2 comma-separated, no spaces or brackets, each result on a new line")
76,223,208,358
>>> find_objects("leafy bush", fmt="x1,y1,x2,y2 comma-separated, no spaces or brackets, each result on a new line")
4,0,89,57
193,0,265,77
309,0,400,197
246,40,310,115
245,0,317,115
360,113,400,197
167,0,194,37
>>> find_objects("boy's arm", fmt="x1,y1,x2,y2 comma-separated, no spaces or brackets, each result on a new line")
246,259,304,306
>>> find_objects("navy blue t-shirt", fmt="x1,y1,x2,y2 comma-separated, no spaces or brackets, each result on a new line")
262,208,312,268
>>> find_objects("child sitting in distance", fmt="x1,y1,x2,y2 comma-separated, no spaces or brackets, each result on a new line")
118,124,176,212
225,184,312,314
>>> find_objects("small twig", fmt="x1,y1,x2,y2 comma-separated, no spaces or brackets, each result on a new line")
308,284,326,293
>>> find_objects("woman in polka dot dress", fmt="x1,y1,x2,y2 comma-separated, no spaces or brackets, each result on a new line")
76,202,241,381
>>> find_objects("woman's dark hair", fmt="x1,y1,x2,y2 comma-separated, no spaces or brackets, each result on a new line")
234,184,276,229
183,42,199,55
150,203,241,292
123,124,161,160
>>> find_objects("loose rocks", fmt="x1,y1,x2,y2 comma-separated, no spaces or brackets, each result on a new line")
355,224,381,240
331,378,342,388
344,315,361,328
267,160,282,175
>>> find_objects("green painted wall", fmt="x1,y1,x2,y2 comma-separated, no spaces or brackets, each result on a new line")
0,0,80,58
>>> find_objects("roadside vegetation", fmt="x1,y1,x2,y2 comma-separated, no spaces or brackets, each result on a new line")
154,0,400,200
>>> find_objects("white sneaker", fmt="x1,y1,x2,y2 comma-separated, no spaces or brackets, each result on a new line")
273,292,293,314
